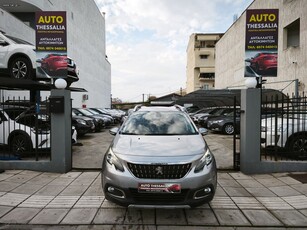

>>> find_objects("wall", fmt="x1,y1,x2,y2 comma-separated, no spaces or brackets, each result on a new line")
215,0,307,96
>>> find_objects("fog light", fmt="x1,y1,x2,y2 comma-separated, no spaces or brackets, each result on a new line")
107,186,125,198
194,186,213,199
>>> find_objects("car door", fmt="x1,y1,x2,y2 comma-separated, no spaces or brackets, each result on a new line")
0,36,9,69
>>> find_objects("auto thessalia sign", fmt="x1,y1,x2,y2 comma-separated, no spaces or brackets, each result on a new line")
245,9,278,78
35,11,67,81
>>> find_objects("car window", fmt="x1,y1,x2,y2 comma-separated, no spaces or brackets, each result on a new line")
121,111,197,135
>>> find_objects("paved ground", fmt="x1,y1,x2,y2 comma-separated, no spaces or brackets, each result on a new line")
1,130,307,228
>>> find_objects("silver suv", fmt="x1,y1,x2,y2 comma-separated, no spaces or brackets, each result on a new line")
101,105,217,208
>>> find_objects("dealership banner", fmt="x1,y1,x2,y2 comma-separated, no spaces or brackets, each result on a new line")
245,9,278,77
35,11,67,81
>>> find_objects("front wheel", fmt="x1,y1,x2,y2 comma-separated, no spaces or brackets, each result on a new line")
223,123,234,135
9,57,32,79
288,135,307,159
9,134,33,157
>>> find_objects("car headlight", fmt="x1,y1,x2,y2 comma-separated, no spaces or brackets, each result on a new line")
76,118,87,125
194,147,213,173
212,120,223,124
106,148,124,172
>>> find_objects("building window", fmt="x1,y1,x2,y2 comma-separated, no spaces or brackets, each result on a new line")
202,84,209,90
200,41,206,48
200,55,209,59
199,73,215,79
284,19,300,48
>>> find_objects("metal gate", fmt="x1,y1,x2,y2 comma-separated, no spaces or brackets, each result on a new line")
233,96,240,170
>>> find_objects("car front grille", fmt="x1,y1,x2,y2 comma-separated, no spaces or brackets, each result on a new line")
127,163,191,179
129,188,188,204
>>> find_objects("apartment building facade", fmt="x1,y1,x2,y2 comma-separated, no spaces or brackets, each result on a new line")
186,33,223,94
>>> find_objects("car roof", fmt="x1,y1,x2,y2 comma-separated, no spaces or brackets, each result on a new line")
136,105,184,112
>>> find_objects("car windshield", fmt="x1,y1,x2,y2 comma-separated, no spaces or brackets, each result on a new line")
78,109,93,116
120,111,198,135
6,35,33,45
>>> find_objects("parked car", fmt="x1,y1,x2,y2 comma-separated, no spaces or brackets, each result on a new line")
0,107,50,156
0,31,36,79
198,108,235,128
101,105,217,208
72,108,104,132
207,110,240,135
247,52,277,74
91,108,122,123
261,113,307,158
72,115,95,137
85,108,114,126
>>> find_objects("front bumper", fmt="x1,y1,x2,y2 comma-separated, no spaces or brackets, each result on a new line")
101,159,217,208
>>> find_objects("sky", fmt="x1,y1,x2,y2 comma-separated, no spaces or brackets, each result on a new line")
94,0,254,102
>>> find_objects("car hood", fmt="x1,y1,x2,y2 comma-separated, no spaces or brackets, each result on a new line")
112,135,206,159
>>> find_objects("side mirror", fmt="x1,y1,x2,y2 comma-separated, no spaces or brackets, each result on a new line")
109,127,119,136
199,127,208,136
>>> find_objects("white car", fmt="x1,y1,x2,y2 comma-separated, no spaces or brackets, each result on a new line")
0,108,50,156
0,32,36,79
261,113,307,155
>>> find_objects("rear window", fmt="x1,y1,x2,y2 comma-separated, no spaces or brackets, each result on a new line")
121,111,197,135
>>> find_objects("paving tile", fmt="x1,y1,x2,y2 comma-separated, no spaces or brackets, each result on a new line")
0,192,6,197
101,199,125,208
242,209,283,226
156,209,186,225
186,208,219,225
93,208,126,224
46,195,80,208
269,186,302,197
256,178,286,187
272,210,307,226
59,185,89,196
83,183,104,196
29,208,69,224
74,196,104,208
246,187,277,197
291,184,307,194
0,181,21,192
300,209,307,217
35,184,67,196
60,171,82,178
217,173,233,180
215,186,228,197
11,183,44,195
214,209,251,226
124,208,155,224
0,205,13,218
229,172,253,180
282,195,307,209
210,196,237,209
78,171,100,179
5,174,36,183
158,227,234,230
18,195,55,208
48,178,74,186
277,176,303,185
26,175,57,185
61,208,98,224
0,193,30,206
0,173,13,181
237,179,264,188
231,197,264,210
252,174,275,179
70,178,96,186
19,170,42,177
256,197,293,210
223,187,252,197
0,207,41,224
218,179,242,188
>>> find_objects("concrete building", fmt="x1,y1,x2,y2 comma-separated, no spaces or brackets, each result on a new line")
215,0,306,96
186,33,223,94
0,0,111,108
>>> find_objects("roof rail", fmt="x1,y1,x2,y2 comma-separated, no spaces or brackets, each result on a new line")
150,101,175,106
133,104,142,112
174,104,187,113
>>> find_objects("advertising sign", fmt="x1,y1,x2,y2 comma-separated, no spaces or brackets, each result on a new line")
245,9,278,78
35,11,67,81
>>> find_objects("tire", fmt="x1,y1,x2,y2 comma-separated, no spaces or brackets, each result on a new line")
288,135,307,159
9,57,32,79
223,123,234,135
10,134,33,156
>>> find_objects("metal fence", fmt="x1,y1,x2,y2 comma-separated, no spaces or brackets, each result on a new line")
0,96,51,161
261,93,307,161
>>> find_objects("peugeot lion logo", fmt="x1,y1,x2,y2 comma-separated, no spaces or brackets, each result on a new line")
155,166,163,175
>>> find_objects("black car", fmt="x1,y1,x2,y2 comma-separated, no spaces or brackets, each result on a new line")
72,115,95,137
207,110,240,135
72,108,104,132
198,108,235,128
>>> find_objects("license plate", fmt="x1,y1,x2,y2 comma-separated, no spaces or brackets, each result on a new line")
138,183,181,193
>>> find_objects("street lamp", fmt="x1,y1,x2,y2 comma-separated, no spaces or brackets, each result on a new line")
245,77,258,88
